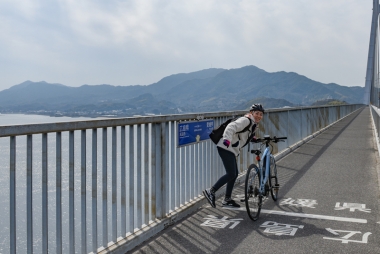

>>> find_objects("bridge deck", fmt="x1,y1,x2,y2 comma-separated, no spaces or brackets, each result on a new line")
131,107,380,254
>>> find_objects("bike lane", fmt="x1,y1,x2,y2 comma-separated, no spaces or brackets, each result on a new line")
131,107,380,254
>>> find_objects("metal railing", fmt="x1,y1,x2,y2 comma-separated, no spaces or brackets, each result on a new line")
370,105,380,140
0,104,363,253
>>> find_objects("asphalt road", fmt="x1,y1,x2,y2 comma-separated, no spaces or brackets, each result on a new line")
131,107,380,254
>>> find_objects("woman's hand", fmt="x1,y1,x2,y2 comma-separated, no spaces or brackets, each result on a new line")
223,139,230,148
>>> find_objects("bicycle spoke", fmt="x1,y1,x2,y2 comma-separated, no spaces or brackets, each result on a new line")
245,164,262,221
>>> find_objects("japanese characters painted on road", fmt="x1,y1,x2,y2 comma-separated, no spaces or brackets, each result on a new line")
201,215,243,229
324,228,372,244
260,221,304,236
280,198,318,208
334,202,371,213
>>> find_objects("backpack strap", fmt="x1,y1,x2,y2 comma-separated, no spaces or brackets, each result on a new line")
237,117,256,148
236,117,252,144
236,117,252,134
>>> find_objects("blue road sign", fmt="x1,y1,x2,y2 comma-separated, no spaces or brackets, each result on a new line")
177,119,214,147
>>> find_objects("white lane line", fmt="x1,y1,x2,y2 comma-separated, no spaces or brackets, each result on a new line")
222,207,367,224
326,228,340,235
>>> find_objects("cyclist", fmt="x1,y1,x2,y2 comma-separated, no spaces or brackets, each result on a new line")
203,104,265,208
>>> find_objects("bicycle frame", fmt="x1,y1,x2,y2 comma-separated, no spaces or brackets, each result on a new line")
258,145,271,195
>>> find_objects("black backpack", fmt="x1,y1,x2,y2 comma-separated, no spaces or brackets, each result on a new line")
209,117,252,144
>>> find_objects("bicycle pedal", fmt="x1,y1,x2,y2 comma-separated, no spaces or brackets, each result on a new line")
240,198,246,202
273,184,280,190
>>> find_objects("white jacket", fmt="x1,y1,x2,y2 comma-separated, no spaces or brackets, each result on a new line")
216,114,257,156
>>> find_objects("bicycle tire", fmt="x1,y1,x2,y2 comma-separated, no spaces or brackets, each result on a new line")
245,164,262,221
269,155,279,201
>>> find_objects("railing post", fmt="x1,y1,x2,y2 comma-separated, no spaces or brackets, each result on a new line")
287,110,290,147
162,122,169,216
175,122,180,208
155,122,162,218
10,136,16,254
170,122,176,211
121,126,126,236
92,129,98,253
69,131,75,254
42,133,48,254
136,125,142,227
128,125,135,233
27,135,33,254
56,132,62,254
81,129,87,254
151,124,156,221
144,124,149,224
195,143,199,198
185,146,190,202
181,146,185,206
112,126,117,242
102,128,108,246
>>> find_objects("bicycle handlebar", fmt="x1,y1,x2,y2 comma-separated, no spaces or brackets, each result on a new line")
253,136,287,143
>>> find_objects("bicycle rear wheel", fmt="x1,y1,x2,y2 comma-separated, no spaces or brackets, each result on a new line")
269,155,279,201
245,164,262,221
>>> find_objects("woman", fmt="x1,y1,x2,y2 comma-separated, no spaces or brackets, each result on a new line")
203,104,264,208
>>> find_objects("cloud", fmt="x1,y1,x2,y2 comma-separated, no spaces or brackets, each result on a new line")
0,0,373,90
1,0,41,19
58,0,157,47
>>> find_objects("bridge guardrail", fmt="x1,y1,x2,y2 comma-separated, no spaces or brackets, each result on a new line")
369,105,380,157
0,104,363,254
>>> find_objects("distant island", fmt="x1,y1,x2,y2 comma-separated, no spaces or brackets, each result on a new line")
0,65,364,117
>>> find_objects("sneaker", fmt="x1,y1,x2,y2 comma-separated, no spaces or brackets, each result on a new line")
203,189,216,208
222,199,241,208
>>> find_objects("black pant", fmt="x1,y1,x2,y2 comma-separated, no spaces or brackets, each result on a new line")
213,147,238,198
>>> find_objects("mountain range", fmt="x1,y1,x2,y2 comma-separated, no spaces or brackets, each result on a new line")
0,65,364,117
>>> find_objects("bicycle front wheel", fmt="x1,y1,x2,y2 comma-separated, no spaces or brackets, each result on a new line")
245,164,262,221
269,155,279,201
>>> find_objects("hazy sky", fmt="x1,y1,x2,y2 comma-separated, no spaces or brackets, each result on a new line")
0,0,373,91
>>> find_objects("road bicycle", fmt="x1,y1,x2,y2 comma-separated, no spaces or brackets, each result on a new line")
244,135,287,221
